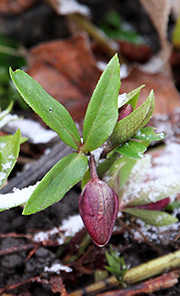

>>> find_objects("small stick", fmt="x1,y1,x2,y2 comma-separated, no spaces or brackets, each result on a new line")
69,248,180,295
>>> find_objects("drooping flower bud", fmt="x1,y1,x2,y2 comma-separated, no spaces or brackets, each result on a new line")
79,155,119,247
117,104,133,122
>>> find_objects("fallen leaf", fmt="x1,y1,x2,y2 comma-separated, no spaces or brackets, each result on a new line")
27,35,101,123
139,0,172,75
120,67,180,115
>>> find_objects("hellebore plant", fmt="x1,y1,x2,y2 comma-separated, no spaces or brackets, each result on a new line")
3,54,178,246
0,103,27,188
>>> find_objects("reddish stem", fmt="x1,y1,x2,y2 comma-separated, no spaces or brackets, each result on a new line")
89,154,98,179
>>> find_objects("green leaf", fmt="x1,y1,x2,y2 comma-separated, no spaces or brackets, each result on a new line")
0,129,21,187
82,54,120,152
0,135,27,147
118,85,145,110
105,247,127,282
116,140,147,159
109,90,155,148
0,101,13,120
133,127,166,141
104,155,137,196
97,153,118,179
9,68,81,150
81,169,90,190
23,152,88,214
123,208,178,226
166,200,180,211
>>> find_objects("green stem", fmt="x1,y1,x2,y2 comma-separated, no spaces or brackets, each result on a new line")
89,154,98,179
124,248,180,284
69,249,180,295
0,45,24,57
67,13,120,59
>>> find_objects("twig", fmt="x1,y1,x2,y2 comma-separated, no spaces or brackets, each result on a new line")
0,244,35,257
0,45,24,57
69,248,180,295
67,14,119,58
97,268,180,296
45,0,121,59
124,249,180,284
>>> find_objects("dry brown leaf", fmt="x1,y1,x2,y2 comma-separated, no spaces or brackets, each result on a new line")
27,35,101,123
120,67,180,115
139,0,172,75
0,0,37,15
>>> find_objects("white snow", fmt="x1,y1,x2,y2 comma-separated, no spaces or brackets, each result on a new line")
118,93,127,108
33,226,60,242
61,214,84,237
120,64,129,79
0,159,14,187
57,0,90,16
33,214,84,244
0,183,38,210
0,114,18,128
131,217,180,245
0,142,6,149
121,142,180,206
2,161,12,170
0,172,6,184
6,118,57,144
97,61,107,71
140,54,165,74
91,147,104,163
44,263,72,274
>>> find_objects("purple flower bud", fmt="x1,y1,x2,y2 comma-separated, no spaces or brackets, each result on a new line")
79,177,119,247
117,104,133,122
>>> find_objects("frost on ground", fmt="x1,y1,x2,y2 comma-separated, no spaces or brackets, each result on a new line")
0,183,39,211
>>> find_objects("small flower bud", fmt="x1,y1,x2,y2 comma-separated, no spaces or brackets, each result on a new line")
117,104,133,122
79,156,119,247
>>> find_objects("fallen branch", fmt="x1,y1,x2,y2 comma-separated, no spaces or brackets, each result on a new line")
69,248,180,295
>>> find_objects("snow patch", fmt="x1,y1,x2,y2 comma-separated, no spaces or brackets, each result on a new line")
33,215,84,243
0,183,38,210
91,147,104,163
121,143,180,206
61,215,84,237
0,114,18,128
118,93,127,108
57,0,90,16
44,263,72,274
6,118,57,144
